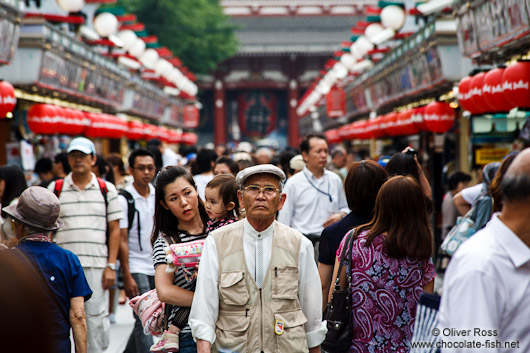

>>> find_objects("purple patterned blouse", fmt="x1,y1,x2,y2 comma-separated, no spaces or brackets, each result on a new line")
337,230,435,353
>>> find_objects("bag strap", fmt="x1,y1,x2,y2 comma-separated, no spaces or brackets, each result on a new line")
332,229,356,291
53,179,64,198
13,248,69,323
119,189,142,251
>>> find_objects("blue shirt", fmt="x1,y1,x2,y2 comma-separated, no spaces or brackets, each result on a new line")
318,213,371,265
16,241,92,353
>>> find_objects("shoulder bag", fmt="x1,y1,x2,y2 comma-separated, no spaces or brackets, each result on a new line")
322,229,356,352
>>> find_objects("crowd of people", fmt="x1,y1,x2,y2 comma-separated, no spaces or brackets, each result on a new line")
1,135,529,353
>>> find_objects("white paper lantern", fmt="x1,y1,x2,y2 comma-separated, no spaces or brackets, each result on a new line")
323,71,338,85
371,27,396,45
381,5,406,31
139,49,159,70
333,62,349,79
315,81,332,95
117,30,137,50
154,59,172,76
187,83,198,96
340,53,356,69
56,0,85,12
355,36,375,56
364,23,384,43
128,38,146,58
94,12,119,37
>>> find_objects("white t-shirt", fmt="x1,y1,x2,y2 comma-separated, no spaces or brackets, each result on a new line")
193,173,213,201
461,183,483,204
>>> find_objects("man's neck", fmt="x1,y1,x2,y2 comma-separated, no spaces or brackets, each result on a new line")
133,181,150,198
307,165,324,179
499,203,530,248
71,172,93,190
247,217,274,232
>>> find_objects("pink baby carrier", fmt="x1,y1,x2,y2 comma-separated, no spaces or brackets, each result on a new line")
129,289,165,335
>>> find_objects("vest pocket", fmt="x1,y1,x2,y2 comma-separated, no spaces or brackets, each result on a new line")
274,310,309,353
220,271,249,306
272,266,299,300
215,310,250,352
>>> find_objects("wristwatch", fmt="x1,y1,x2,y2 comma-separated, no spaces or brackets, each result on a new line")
106,263,116,271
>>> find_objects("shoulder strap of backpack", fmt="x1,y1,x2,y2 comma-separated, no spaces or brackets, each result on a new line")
53,179,64,198
97,178,108,206
119,190,135,232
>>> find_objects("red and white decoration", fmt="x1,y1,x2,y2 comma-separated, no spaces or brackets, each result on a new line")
0,80,16,118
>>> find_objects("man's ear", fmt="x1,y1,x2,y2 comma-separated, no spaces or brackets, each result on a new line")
237,190,244,207
91,154,97,167
277,193,287,211
160,200,169,210
226,201,235,212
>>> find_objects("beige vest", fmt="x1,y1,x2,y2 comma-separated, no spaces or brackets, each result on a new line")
212,220,309,353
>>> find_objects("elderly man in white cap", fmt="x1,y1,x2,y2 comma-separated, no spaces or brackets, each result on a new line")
48,137,122,353
190,164,326,353
4,186,92,353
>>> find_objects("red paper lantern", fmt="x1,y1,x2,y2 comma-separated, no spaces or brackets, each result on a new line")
27,104,58,135
183,105,199,128
85,113,103,138
126,121,145,140
326,86,346,118
68,109,88,136
396,110,420,135
181,132,198,145
483,67,514,113
0,80,16,118
468,72,489,114
412,107,427,131
144,124,158,139
458,76,478,114
324,129,341,144
423,102,455,133
502,61,530,109
338,123,354,141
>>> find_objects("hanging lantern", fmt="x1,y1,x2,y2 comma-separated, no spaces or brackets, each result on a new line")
326,85,346,118
0,80,16,118
128,38,146,58
85,113,103,138
53,106,69,135
468,72,488,114
139,49,159,70
502,61,530,109
457,76,475,113
117,30,137,51
483,67,514,113
27,104,58,135
412,106,427,131
183,105,200,128
66,108,87,136
339,53,356,70
181,132,198,145
94,12,119,38
423,102,455,133
364,23,384,43
126,121,145,140
380,5,406,31
56,0,85,13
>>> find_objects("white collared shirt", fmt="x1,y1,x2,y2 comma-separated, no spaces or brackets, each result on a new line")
278,166,349,235
118,183,155,276
438,213,530,352
189,218,326,348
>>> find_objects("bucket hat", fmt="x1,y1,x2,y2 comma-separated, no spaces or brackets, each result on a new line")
2,186,64,232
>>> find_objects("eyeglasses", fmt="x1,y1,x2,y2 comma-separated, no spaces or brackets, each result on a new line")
243,185,280,197
134,166,156,172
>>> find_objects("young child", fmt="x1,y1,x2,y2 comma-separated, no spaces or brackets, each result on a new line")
204,174,240,234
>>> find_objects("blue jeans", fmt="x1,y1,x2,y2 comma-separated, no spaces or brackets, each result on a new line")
123,273,155,353
179,332,197,353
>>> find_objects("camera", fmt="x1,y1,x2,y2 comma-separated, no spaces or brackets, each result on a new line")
406,148,417,156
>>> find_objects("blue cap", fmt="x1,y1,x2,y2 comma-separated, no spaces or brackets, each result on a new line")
67,137,95,155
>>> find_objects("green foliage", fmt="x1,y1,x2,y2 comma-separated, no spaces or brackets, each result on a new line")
117,0,238,74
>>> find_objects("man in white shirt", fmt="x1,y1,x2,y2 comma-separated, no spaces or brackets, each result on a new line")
438,148,530,353
278,135,349,254
190,164,326,353
118,148,157,353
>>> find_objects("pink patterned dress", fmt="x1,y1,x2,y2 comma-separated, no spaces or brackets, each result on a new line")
337,230,435,353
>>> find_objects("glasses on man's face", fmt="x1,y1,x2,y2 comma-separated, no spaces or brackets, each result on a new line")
134,166,156,172
243,185,280,197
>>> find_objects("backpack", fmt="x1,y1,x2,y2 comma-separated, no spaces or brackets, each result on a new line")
118,189,143,251
54,177,109,243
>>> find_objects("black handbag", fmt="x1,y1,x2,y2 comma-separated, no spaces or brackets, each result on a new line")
322,230,356,352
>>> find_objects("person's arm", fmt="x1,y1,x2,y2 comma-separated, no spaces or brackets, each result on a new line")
318,263,333,313
298,238,327,349
453,191,471,216
119,227,138,298
190,236,219,346
422,279,434,293
154,264,195,306
102,219,120,290
70,296,87,353
322,213,345,228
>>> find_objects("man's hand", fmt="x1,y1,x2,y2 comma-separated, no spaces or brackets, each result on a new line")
124,274,139,299
102,267,116,290
323,213,343,228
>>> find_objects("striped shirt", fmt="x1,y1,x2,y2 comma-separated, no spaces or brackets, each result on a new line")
48,173,123,268
153,231,208,333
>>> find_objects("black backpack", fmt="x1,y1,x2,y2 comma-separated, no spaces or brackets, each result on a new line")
119,189,143,251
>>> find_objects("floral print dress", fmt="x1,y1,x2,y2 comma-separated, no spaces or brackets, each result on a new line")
337,230,436,353
205,214,238,234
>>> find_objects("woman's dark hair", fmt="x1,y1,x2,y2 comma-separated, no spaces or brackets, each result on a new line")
206,174,240,217
358,175,432,259
54,152,71,175
194,149,218,175
0,165,28,218
491,153,518,212
214,156,239,176
385,152,420,181
34,158,53,174
151,166,208,245
93,155,115,185
344,160,388,218
106,154,127,176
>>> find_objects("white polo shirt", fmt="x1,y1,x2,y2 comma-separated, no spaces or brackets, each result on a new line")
49,173,123,268
438,214,530,352
119,183,156,276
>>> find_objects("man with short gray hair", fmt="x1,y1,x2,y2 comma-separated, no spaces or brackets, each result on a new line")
438,148,530,352
190,164,326,353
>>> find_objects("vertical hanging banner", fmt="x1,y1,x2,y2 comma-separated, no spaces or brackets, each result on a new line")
238,90,277,137
326,85,346,118
183,105,199,129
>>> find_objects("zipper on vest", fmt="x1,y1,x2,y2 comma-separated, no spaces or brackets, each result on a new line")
259,288,263,352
